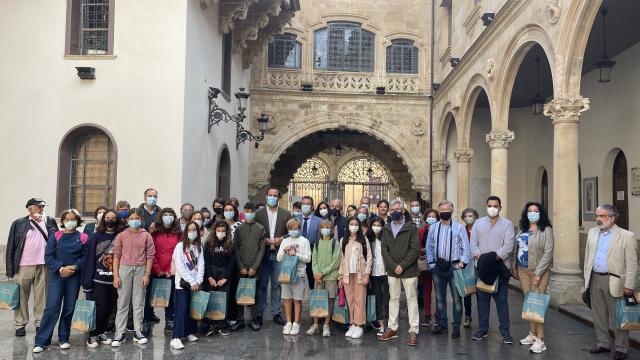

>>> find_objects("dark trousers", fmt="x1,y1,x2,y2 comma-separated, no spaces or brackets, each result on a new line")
34,272,81,346
370,275,389,322
88,283,118,337
173,289,198,339
477,275,510,335
432,266,463,329
306,262,315,290
237,273,260,321
144,276,175,323
227,272,239,322
464,295,472,318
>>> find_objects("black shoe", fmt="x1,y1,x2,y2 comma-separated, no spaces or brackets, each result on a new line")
126,321,135,332
150,315,160,324
431,326,448,335
15,327,26,337
164,320,173,332
141,322,152,337
249,319,261,331
613,351,627,360
451,328,460,339
230,321,245,331
502,334,514,345
590,346,611,354
105,322,115,333
472,330,488,340
273,314,285,326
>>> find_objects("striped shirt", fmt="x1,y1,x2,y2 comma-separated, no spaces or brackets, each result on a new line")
426,221,470,265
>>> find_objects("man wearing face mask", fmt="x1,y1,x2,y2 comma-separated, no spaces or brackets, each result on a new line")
360,197,377,222
116,201,131,222
137,188,161,232
470,196,515,344
296,196,322,289
379,200,421,346
329,199,348,241
409,200,426,229
255,188,292,327
6,198,59,337
584,205,637,360
179,203,195,232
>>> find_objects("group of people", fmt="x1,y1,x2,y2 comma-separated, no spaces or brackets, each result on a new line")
5,189,639,359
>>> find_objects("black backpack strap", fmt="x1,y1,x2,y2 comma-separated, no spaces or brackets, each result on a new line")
29,219,48,241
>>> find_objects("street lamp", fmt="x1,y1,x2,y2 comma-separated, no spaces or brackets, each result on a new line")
335,144,343,157
234,88,250,111
531,57,544,115
594,7,616,83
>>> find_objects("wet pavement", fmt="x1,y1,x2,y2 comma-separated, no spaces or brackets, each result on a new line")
2,288,639,359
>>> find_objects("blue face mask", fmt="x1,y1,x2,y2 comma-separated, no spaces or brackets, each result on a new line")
357,213,367,222
527,211,540,223
266,196,278,207
301,204,312,215
128,219,142,229
224,211,235,220
146,196,157,206
292,211,302,218
426,216,437,225
118,210,129,219
244,213,256,222
390,211,403,221
320,228,331,237
289,230,300,238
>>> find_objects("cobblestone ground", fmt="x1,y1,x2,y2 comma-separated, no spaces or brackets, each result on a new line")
1,288,638,359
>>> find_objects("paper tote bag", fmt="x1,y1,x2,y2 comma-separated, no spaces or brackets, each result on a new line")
278,255,298,284
521,291,551,324
477,277,499,294
309,289,329,318
190,291,210,320
206,291,228,321
0,283,20,310
150,278,172,307
236,278,257,305
453,265,477,297
616,299,640,331
367,295,377,322
71,299,96,332
332,298,349,324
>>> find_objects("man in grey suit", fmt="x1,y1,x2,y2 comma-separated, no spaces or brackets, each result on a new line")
584,204,637,360
296,196,322,289
255,187,292,329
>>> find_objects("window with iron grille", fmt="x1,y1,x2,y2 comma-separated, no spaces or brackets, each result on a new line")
268,33,301,69
314,22,375,72
66,0,113,55
386,39,418,74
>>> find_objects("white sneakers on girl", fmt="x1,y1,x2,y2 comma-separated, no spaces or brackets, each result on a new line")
350,326,363,339
283,322,293,335
322,325,331,337
60,343,71,349
306,324,319,335
530,339,547,353
32,346,44,353
345,325,355,337
186,334,198,342
520,332,537,345
170,338,184,349
290,323,300,335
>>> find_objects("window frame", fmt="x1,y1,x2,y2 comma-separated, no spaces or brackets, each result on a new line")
385,39,419,74
65,0,115,56
314,22,375,73
221,32,233,100
267,33,302,69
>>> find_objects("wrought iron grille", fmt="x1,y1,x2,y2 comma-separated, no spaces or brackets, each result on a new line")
314,22,375,72
386,39,418,74
81,0,109,55
268,33,301,69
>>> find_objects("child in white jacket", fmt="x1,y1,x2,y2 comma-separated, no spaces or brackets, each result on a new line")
277,219,311,335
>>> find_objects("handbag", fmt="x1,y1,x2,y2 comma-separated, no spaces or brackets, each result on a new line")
582,288,591,309
278,255,298,284
0,283,20,310
332,297,349,324
521,288,551,324
309,289,330,318
453,264,477,297
71,299,96,332
615,298,640,331
190,291,210,320
477,277,499,294
206,291,227,320
150,278,172,307
236,277,257,305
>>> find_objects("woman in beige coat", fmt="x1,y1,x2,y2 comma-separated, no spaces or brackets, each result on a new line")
513,201,554,354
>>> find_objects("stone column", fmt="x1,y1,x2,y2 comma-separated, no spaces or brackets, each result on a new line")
485,129,515,216
544,96,590,305
431,159,450,206
455,148,474,212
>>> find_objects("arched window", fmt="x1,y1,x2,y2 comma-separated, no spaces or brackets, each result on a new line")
217,147,231,199
57,126,116,216
268,33,301,69
386,39,418,74
338,157,390,211
314,22,375,72
289,157,330,205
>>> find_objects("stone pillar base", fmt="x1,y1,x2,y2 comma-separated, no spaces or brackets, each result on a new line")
547,265,584,306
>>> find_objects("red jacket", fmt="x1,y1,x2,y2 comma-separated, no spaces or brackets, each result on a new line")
151,231,180,276
418,224,430,250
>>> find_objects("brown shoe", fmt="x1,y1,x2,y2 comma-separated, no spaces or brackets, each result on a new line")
408,332,418,346
378,328,398,341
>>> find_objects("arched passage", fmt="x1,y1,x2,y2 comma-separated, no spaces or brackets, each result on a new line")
217,146,231,200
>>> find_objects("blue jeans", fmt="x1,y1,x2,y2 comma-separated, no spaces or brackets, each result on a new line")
144,276,175,323
173,289,197,339
477,275,510,335
257,251,281,318
431,266,462,329
34,272,81,347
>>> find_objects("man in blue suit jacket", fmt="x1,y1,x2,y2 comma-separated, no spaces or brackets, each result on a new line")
296,196,322,289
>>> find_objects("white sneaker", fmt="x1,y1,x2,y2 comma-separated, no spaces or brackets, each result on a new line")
290,323,300,335
32,346,44,353
350,326,363,339
345,325,355,338
133,331,148,344
530,339,547,353
322,325,330,337
519,332,537,345
376,326,386,337
170,338,184,349
186,334,198,342
98,333,112,345
60,343,71,349
306,324,319,335
86,336,99,348
283,322,293,335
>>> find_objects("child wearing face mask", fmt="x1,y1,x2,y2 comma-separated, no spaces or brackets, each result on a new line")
366,218,390,336
203,221,235,336
307,220,342,336
277,219,311,336
170,222,205,350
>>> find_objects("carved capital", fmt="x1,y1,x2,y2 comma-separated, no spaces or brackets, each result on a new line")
454,148,474,163
543,97,590,124
432,159,450,172
219,0,252,34
412,184,432,197
485,129,515,149
547,0,561,24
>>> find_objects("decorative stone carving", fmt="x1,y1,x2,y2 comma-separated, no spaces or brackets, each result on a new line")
454,148,474,163
547,0,561,24
266,70,301,89
219,0,252,34
412,184,432,197
543,97,590,124
248,181,269,197
432,159,450,172
485,129,515,148
485,59,495,80
386,75,420,93
313,72,373,92
241,3,298,69
411,120,426,136
200,0,215,9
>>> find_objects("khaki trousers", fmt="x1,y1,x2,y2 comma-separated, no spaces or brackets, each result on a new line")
388,276,419,334
516,267,550,339
343,274,367,326
13,264,48,329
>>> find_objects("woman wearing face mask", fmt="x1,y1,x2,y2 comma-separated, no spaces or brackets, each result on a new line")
221,202,241,327
203,221,235,336
144,208,181,332
377,200,390,223
83,205,107,241
366,218,390,336
170,222,205,350
418,209,439,328
82,209,124,348
513,202,554,354
460,208,479,328
337,218,372,340
190,211,208,239
314,202,330,220
200,208,212,229
179,203,195,232
111,210,156,347
346,205,358,219
33,209,88,353
357,206,370,235
212,198,226,222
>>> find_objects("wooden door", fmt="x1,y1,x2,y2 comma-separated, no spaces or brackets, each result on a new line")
612,151,629,229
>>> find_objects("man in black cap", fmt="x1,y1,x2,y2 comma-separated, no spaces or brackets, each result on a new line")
6,198,59,337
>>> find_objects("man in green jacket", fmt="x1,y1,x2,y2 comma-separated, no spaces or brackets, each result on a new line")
378,199,420,346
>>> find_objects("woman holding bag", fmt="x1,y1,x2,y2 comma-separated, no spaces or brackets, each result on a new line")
204,220,235,336
170,221,205,349
513,202,554,354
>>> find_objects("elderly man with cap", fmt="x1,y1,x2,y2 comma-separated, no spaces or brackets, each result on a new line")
6,198,59,337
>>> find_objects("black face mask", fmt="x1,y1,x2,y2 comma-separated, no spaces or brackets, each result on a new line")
213,208,223,215
105,220,117,228
390,211,403,221
440,212,452,221
330,209,340,217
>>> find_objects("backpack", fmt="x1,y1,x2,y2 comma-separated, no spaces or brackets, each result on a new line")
55,231,89,244
315,237,338,255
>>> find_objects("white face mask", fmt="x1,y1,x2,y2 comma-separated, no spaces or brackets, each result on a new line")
463,216,475,225
97,212,104,221
64,220,78,230
188,232,198,241
194,220,203,228
371,225,382,234
486,207,499,218
349,225,359,234
216,231,226,240
319,208,329,217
